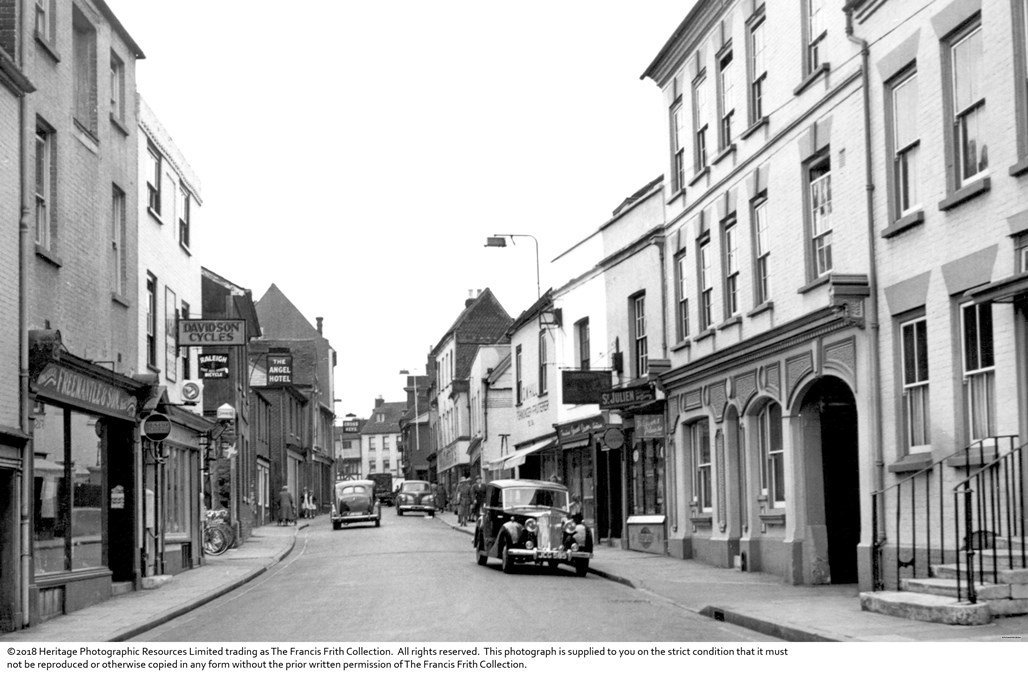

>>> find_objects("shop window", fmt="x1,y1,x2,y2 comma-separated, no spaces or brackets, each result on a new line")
758,401,785,508
691,419,712,512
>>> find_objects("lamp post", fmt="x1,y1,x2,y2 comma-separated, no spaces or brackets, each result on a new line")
399,370,420,452
484,233,540,300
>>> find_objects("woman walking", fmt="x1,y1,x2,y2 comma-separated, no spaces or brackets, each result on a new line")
278,485,295,526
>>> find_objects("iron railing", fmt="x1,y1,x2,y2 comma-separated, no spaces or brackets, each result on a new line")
952,441,1027,602
871,436,1018,595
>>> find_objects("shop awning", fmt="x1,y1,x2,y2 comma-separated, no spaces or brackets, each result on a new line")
487,437,556,470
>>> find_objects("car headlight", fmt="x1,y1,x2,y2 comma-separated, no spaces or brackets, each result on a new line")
424,495,435,504
563,520,577,535
525,518,538,534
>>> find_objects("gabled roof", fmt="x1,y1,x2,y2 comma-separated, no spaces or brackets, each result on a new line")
360,402,408,434
432,288,512,355
255,284,320,340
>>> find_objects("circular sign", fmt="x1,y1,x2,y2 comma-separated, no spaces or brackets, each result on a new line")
638,526,654,549
602,427,625,450
142,412,172,442
182,382,200,402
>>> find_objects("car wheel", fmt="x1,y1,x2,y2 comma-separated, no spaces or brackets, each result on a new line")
397,507,403,516
501,540,515,574
375,517,381,528
332,521,341,531
476,537,488,566
574,558,589,577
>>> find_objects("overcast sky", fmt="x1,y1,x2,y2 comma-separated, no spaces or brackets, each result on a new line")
104,0,691,418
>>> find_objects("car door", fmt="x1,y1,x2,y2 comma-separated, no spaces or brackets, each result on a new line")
483,485,503,553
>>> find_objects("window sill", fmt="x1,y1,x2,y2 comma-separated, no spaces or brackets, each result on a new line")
740,116,769,140
73,118,99,149
688,166,710,187
689,514,713,525
693,328,715,343
746,300,774,318
110,113,130,137
717,315,741,331
759,512,786,525
938,176,990,212
671,339,691,352
887,454,934,473
882,210,925,239
946,447,997,468
110,292,130,309
35,245,62,268
147,364,161,374
147,207,164,224
179,240,192,256
1010,157,1028,177
34,32,61,63
793,63,830,96
666,188,685,205
711,144,736,166
797,273,830,294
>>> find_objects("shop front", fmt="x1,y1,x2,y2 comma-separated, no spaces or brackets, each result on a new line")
555,416,605,531
27,333,150,623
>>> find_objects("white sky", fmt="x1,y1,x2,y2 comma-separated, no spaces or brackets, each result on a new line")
104,0,692,419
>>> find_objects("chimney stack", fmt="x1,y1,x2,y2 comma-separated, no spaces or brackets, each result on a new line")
375,396,384,408
316,316,323,334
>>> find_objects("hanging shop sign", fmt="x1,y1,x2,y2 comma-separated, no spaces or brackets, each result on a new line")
599,383,656,410
561,370,612,405
178,319,247,346
199,353,231,379
635,414,666,439
341,420,361,433
141,412,172,442
181,381,201,402
33,364,138,419
267,353,293,385
601,427,625,451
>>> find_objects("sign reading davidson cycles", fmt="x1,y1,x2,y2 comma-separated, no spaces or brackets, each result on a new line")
178,319,247,346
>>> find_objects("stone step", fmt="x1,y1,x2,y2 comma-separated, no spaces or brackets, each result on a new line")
110,581,134,597
859,590,992,625
900,577,1008,600
933,564,1028,584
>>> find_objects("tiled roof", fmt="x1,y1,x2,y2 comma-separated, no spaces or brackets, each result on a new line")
360,402,408,434
255,284,319,340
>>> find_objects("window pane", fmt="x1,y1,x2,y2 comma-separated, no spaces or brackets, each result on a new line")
71,411,103,570
953,27,983,114
893,74,919,149
902,322,917,385
915,319,929,382
768,402,782,450
978,303,993,368
34,404,69,574
963,304,980,371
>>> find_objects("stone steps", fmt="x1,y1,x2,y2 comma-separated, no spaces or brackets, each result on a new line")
859,591,991,625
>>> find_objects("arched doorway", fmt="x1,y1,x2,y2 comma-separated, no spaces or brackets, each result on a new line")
799,376,860,584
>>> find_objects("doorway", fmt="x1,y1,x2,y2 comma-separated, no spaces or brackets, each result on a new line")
596,446,623,540
803,376,860,584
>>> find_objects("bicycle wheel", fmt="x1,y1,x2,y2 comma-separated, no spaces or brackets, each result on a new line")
217,522,236,550
203,526,229,556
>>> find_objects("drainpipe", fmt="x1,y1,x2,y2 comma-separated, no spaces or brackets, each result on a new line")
18,17,32,625
845,11,886,515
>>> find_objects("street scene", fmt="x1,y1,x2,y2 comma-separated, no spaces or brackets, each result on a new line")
2,1,1028,672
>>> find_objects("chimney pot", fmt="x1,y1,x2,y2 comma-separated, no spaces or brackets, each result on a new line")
316,316,323,334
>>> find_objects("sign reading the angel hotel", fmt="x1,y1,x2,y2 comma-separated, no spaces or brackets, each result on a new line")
178,319,247,346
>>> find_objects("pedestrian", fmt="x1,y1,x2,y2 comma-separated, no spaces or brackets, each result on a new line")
471,475,485,518
434,482,448,515
455,473,472,527
278,485,295,526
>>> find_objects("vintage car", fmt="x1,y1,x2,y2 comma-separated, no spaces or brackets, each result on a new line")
395,480,436,516
473,479,592,576
331,480,381,529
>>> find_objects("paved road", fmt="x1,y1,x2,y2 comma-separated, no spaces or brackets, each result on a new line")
131,512,775,642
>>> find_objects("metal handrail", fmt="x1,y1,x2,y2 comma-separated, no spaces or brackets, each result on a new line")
871,436,1016,593
951,440,1027,601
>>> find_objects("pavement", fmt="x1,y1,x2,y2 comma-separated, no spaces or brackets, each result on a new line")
2,510,1027,643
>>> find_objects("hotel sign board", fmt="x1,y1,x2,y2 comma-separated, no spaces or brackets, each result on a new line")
178,319,247,347
599,384,656,410
267,354,293,386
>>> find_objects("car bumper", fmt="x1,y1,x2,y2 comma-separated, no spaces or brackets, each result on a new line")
398,504,436,514
332,512,378,523
506,548,592,562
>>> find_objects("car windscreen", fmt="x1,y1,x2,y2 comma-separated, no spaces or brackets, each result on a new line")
501,487,568,510
401,482,431,493
335,484,368,497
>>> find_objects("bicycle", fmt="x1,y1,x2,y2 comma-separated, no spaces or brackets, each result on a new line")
202,509,235,556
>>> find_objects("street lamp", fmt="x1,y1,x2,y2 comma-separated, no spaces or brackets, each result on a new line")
484,233,540,300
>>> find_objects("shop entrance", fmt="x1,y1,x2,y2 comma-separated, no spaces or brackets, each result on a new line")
801,376,860,584
106,421,136,583
0,467,15,630
596,446,623,540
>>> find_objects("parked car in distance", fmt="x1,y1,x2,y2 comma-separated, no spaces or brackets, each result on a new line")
331,480,381,529
395,480,436,516
366,472,395,506
473,479,592,576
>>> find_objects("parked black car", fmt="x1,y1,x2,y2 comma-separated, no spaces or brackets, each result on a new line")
473,479,592,576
